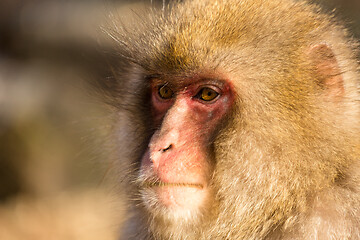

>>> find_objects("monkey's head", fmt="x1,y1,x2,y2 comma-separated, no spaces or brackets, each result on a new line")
102,0,360,239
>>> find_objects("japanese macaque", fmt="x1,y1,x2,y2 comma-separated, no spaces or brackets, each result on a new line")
100,0,360,239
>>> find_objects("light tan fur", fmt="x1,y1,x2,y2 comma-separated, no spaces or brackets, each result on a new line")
103,0,360,239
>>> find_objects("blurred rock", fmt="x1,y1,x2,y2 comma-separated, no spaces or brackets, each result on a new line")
0,190,124,240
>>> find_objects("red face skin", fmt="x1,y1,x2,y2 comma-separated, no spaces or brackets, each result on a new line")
140,76,234,212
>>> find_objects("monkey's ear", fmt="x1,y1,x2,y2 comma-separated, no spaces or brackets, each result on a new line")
308,44,344,98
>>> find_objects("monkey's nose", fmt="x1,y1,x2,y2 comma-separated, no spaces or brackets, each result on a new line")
160,144,173,153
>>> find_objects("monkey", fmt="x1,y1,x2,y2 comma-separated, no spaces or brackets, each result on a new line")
98,0,360,239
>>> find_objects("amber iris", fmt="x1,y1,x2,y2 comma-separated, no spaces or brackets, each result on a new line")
200,88,219,101
158,85,174,99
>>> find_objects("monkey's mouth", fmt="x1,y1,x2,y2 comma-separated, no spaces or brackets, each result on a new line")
141,181,204,189
140,180,208,209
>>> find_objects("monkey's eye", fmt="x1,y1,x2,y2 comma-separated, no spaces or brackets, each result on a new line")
198,87,219,102
158,85,174,99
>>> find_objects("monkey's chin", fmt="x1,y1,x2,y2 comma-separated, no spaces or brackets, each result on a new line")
141,183,208,221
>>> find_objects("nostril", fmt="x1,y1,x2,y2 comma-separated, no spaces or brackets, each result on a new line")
160,144,173,153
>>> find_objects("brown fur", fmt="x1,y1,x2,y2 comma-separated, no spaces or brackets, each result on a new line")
102,0,360,239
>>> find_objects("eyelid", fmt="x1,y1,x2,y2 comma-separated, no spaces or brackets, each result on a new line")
156,83,174,91
199,79,225,89
195,85,221,95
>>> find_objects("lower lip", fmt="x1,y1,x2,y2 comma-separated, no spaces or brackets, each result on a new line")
144,182,204,189
146,183,207,208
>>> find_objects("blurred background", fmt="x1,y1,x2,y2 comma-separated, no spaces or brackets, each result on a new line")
0,0,359,239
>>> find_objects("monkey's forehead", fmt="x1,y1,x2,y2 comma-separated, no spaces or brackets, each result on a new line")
120,0,340,74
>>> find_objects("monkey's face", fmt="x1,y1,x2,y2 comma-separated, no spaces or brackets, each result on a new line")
138,75,235,221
